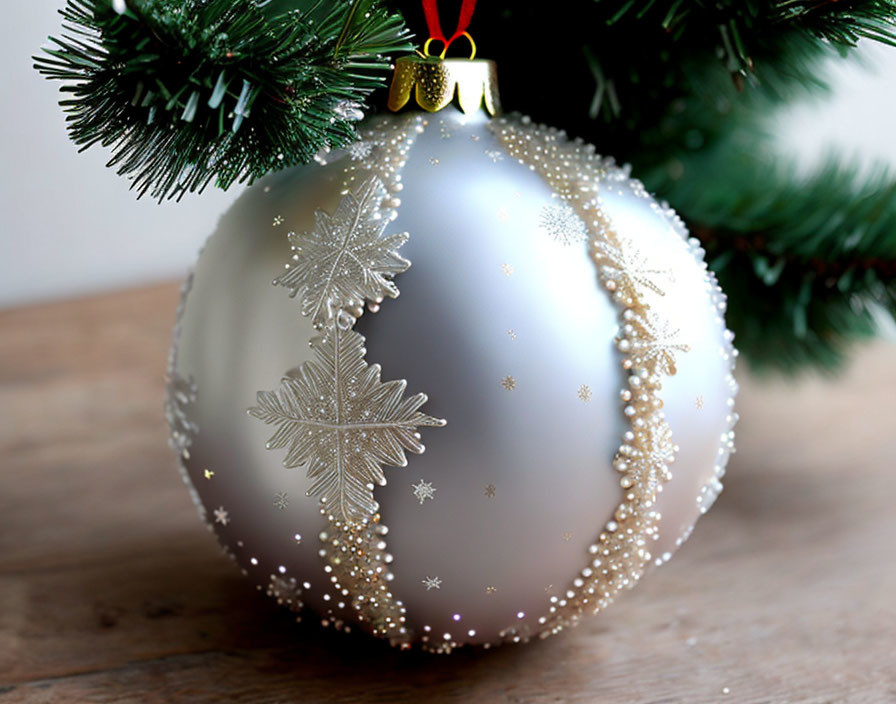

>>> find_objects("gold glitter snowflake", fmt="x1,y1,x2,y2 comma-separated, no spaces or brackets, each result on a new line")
593,236,672,298
250,325,445,525
501,375,516,391
273,491,289,510
577,385,592,402
627,311,690,376
501,263,514,276
274,174,410,329
484,483,496,498
540,201,587,246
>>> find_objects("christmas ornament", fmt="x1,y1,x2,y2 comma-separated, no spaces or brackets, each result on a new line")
166,51,738,652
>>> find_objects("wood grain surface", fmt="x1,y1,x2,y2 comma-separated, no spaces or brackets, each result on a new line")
1,283,894,703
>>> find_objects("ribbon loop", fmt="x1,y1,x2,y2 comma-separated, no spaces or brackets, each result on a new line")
422,0,478,59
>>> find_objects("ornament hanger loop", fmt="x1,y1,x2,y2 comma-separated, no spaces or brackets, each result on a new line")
421,0,478,60
422,31,477,60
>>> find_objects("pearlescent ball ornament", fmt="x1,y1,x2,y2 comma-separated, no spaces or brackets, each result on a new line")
166,60,737,653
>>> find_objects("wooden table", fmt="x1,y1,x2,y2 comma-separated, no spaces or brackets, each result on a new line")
1,283,894,703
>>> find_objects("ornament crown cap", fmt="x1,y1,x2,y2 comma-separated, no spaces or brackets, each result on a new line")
387,55,500,116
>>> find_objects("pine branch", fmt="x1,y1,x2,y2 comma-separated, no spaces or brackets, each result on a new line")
654,142,896,371
35,0,413,200
600,1,896,73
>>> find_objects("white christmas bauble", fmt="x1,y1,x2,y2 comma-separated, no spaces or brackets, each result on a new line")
166,104,737,652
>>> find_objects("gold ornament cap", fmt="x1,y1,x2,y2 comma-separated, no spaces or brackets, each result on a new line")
387,55,500,116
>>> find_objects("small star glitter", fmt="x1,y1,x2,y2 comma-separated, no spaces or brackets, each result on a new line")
484,483,496,498
273,492,289,510
293,533,303,545
501,375,516,391
544,584,554,593
501,262,514,276
696,394,705,409
485,586,497,595
429,156,440,165
213,506,230,525
562,531,574,542
203,468,215,480
577,385,593,402
412,479,436,504
272,215,284,226
507,329,516,341
422,576,442,591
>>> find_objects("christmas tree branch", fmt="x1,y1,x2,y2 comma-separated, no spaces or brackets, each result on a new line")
671,153,896,371
35,0,413,200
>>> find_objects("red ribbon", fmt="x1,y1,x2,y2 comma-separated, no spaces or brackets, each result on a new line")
422,0,478,49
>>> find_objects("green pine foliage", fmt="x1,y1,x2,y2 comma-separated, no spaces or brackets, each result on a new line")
35,0,413,200
36,0,896,370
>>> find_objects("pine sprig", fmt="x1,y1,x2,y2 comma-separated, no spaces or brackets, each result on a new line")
659,147,896,371
601,1,896,74
35,0,413,200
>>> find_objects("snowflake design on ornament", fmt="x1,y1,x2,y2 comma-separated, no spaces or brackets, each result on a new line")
577,385,593,402
422,575,442,591
346,140,374,161
411,479,436,504
539,201,587,246
213,506,230,526
501,375,516,391
593,235,673,298
273,174,410,329
249,325,445,525
273,492,289,510
484,483,496,498
628,312,690,376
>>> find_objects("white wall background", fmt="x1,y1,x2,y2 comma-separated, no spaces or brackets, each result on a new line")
1,3,895,309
